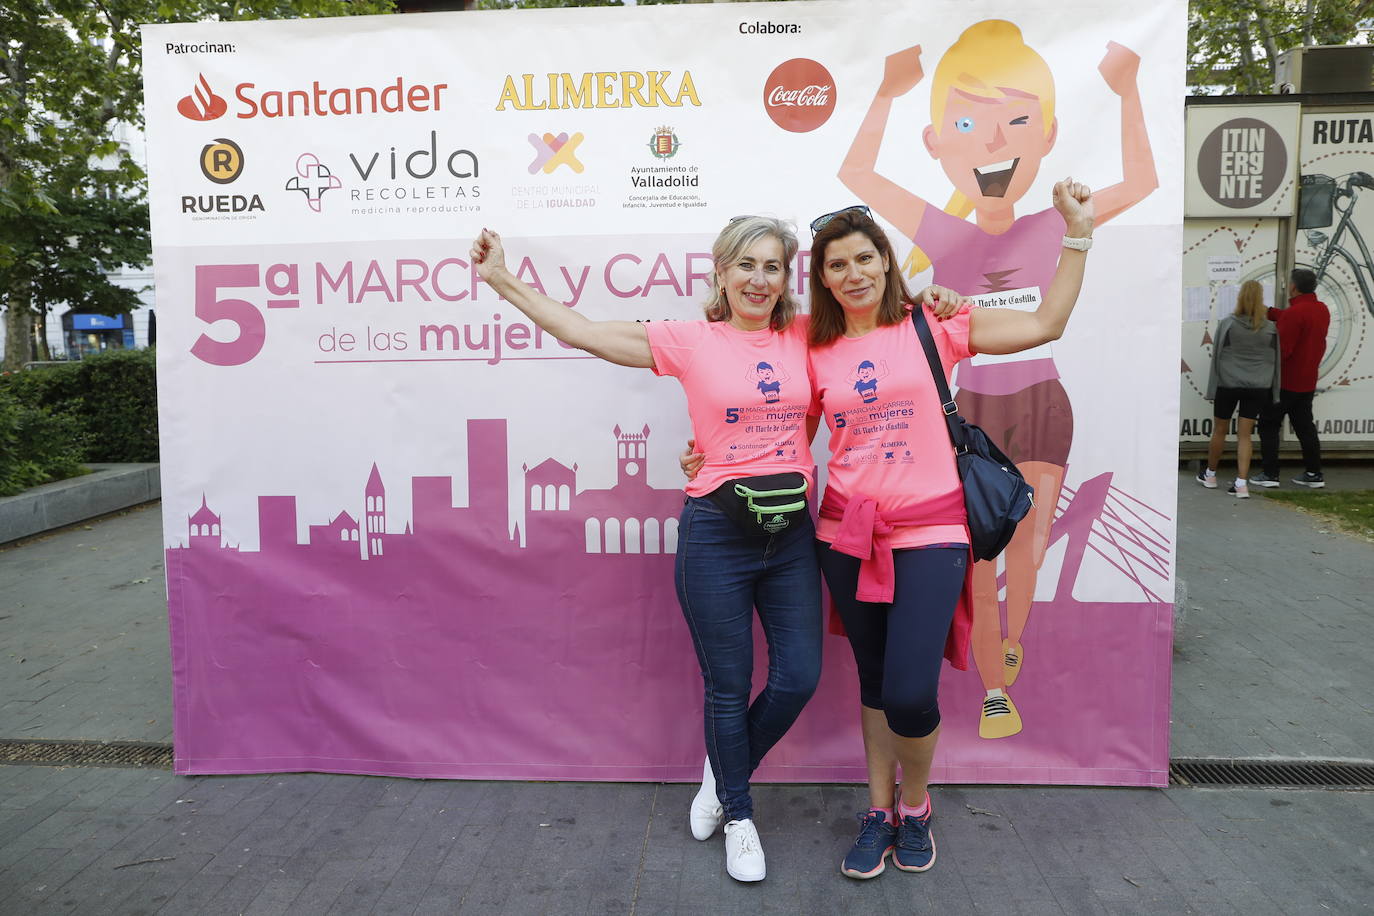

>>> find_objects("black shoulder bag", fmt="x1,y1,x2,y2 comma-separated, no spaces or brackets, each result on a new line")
910,307,1035,561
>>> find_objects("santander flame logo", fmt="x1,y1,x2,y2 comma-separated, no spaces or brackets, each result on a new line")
763,59,836,133
177,74,228,121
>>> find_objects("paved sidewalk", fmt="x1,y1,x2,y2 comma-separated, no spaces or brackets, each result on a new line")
1172,461,1374,759
0,503,171,743
1,467,1372,914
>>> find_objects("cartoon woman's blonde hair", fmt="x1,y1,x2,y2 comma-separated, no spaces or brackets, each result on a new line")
905,20,1057,277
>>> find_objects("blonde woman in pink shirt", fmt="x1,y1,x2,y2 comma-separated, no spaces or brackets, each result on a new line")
806,179,1093,880
471,218,823,884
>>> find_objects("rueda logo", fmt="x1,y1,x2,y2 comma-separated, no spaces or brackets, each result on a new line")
200,138,243,184
763,58,835,133
285,153,342,212
528,131,585,174
178,74,228,121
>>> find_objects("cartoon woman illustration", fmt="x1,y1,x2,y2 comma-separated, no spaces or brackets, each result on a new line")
747,361,790,404
839,20,1157,739
850,359,890,404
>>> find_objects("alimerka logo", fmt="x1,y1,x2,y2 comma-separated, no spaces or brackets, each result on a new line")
763,58,835,133
176,74,448,120
497,71,700,111
178,74,227,121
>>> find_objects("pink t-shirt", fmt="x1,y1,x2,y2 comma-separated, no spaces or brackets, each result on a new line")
810,306,973,549
646,317,816,497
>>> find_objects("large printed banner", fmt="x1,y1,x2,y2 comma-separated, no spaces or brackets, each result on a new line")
1180,103,1374,443
144,0,1183,786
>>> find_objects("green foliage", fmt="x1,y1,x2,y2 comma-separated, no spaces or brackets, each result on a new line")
1,0,396,369
0,386,89,497
0,347,159,476
476,0,623,8
1189,0,1374,94
68,347,159,462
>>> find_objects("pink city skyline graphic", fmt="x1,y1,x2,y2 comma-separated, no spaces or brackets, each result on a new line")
175,419,682,559
166,416,1174,785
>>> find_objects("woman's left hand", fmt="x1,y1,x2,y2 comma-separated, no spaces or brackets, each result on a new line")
917,285,966,320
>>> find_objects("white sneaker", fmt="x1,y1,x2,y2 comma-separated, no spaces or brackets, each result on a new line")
689,756,723,841
724,818,766,882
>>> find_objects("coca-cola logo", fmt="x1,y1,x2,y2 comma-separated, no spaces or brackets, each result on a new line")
768,85,830,107
763,58,835,133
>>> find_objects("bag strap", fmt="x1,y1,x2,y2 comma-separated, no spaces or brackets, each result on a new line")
910,306,970,456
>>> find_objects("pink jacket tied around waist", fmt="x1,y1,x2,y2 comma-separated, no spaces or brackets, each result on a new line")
819,489,973,671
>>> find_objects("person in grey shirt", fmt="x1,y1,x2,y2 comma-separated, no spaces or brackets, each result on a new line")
1199,279,1280,498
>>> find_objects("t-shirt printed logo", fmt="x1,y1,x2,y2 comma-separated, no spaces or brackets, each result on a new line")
747,360,789,403
850,359,890,404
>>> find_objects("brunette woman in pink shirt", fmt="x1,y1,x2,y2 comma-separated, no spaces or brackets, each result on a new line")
471,218,822,884
806,179,1094,880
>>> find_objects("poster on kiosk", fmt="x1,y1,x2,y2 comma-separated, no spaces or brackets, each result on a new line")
142,0,1183,785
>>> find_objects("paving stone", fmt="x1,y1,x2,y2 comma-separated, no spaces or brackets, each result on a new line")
205,870,279,915
153,869,233,914
240,876,308,916
413,883,466,915
277,858,364,916
83,851,214,916
370,870,434,916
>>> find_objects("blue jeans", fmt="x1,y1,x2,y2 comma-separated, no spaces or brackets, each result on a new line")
675,495,822,822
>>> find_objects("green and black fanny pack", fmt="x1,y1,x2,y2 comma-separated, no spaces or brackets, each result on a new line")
705,472,810,536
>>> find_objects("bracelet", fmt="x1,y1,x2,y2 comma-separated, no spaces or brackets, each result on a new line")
1061,235,1093,251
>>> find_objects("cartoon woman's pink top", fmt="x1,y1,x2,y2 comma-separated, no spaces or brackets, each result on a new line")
913,205,1067,396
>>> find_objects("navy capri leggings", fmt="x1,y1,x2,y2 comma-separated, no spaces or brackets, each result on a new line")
817,543,966,738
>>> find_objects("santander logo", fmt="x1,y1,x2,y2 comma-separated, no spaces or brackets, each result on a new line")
177,74,228,121
173,74,448,120
763,58,836,133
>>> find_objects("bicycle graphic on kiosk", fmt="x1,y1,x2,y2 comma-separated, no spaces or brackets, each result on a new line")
1293,170,1374,382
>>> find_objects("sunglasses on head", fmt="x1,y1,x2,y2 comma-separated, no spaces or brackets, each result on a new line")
810,205,871,235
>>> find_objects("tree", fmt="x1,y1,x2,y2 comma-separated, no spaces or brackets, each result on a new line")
1189,0,1374,94
476,0,622,7
0,0,395,370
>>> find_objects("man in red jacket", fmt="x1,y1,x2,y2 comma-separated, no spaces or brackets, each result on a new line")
1252,268,1329,488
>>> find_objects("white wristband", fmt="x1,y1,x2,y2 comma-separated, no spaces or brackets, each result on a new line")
1061,235,1093,251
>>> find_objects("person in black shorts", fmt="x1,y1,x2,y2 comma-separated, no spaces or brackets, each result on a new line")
1199,280,1279,498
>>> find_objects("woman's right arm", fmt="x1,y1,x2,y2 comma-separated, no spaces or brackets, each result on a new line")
838,45,932,240
471,229,655,369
